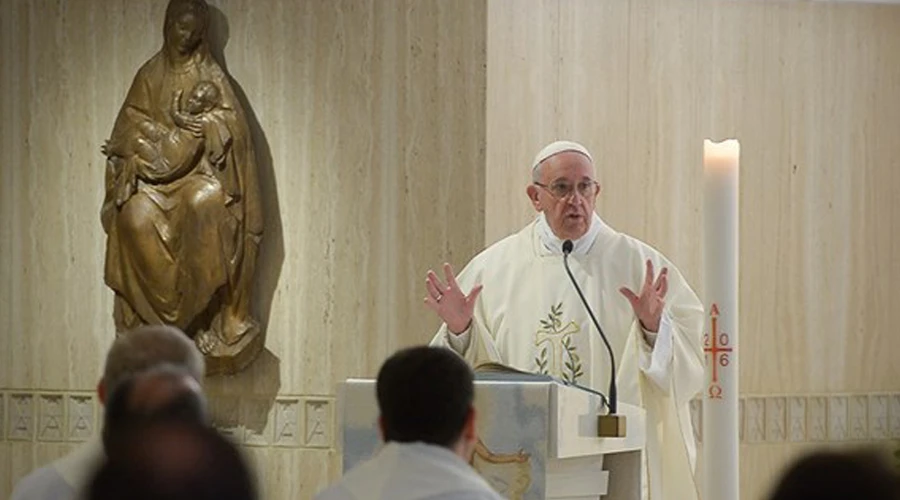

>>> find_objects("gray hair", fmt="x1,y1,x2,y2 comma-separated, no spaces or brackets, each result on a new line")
532,163,543,184
102,325,205,391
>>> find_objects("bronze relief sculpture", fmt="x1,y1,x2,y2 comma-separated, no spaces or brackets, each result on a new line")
101,0,263,374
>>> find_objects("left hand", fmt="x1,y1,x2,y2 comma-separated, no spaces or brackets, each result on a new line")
619,259,668,333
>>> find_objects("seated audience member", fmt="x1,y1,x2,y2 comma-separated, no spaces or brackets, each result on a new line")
767,448,900,500
315,346,503,500
10,325,205,500
99,364,209,456
87,420,255,500
88,366,254,500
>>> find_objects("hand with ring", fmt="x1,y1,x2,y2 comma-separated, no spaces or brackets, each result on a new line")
424,263,483,335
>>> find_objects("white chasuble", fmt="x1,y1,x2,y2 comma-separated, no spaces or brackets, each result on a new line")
431,215,705,500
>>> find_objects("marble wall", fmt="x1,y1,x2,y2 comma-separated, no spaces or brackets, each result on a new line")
485,0,900,498
0,0,486,498
2,0,900,499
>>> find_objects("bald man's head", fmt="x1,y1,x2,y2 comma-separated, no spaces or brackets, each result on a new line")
89,420,256,500
102,365,208,454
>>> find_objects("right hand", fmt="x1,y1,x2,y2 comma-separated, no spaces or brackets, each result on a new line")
181,117,204,138
424,263,483,335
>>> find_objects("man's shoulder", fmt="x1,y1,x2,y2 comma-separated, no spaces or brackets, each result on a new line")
424,489,504,500
313,480,500,500
10,464,71,500
313,483,355,500
595,226,672,263
467,222,535,267
313,453,385,500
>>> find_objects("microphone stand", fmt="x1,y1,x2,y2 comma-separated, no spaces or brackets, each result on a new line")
562,240,626,438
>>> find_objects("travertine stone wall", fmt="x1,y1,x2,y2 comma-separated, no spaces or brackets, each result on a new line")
0,1,486,498
3,1,900,499
485,1,900,498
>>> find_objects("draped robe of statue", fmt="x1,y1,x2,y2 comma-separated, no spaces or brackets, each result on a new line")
431,213,705,500
101,0,262,356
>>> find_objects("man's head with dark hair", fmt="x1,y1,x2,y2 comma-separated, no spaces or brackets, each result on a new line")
88,420,256,500
768,448,900,500
102,364,208,455
376,346,477,457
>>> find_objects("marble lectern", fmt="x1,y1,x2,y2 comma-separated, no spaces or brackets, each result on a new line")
338,374,645,500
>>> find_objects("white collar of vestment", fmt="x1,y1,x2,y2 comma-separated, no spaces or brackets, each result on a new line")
535,211,603,256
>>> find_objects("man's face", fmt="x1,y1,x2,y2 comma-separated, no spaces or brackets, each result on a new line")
527,151,599,241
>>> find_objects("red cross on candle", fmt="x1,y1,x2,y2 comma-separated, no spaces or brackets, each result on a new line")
703,303,732,398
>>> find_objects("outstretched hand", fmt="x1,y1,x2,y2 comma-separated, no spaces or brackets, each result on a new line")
424,263,483,335
619,259,668,333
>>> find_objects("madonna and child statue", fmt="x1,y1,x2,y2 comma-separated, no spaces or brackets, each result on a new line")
100,0,264,374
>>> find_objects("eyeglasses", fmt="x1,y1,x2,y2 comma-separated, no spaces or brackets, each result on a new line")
533,179,600,199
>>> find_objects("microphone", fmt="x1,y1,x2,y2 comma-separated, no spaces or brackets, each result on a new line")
562,240,625,437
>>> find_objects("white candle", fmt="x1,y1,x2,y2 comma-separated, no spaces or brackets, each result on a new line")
702,139,740,500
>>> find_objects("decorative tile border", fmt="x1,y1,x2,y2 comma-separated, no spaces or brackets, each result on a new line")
37,394,65,442
2,391,96,443
304,399,333,449
691,393,900,444
207,394,335,450
890,395,900,437
273,398,301,447
8,393,35,441
68,394,96,442
809,396,828,441
0,389,336,451
765,397,786,442
5,389,896,447
870,394,889,439
787,396,806,442
744,397,765,443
